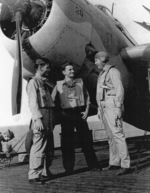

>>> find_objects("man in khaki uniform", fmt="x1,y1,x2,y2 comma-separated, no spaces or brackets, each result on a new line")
95,51,130,175
52,62,100,174
27,58,54,183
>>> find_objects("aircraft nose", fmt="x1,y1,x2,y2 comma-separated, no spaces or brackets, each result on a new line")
0,0,53,39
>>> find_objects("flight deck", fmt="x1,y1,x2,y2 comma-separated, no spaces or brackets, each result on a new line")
0,135,150,193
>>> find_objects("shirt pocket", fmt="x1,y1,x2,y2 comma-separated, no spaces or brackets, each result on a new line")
38,87,47,107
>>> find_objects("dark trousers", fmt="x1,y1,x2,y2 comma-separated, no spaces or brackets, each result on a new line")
61,108,98,172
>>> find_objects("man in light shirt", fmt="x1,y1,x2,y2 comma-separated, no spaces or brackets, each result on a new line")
52,62,101,174
27,58,54,183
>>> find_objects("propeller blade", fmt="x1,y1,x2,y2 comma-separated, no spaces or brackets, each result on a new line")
11,11,23,115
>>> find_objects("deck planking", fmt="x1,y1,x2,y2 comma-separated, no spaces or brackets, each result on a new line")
0,136,150,193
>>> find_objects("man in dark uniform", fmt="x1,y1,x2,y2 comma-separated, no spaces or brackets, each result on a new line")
79,43,99,106
52,62,100,174
27,58,54,183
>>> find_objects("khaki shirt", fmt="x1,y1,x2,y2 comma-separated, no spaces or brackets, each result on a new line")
96,64,124,108
27,73,54,121
52,78,90,109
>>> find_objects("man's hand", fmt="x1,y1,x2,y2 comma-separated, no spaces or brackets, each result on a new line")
34,119,44,132
115,108,122,119
81,110,88,119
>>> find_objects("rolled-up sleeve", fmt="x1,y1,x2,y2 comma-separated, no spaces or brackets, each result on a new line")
96,75,101,106
51,86,57,102
110,68,124,108
83,85,90,107
26,79,43,121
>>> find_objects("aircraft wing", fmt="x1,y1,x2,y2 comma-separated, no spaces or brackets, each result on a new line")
134,21,150,31
143,5,150,14
121,44,150,61
134,5,150,32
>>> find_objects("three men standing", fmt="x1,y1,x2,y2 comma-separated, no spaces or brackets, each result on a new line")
27,58,54,183
95,51,130,175
27,51,130,182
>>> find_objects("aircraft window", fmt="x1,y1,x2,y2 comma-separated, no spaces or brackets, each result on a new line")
95,4,135,45
115,19,125,33
104,8,112,17
95,4,113,18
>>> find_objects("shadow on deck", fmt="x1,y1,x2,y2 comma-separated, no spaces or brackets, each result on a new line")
0,135,150,193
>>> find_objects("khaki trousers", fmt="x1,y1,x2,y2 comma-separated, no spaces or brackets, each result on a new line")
28,109,54,180
101,99,130,168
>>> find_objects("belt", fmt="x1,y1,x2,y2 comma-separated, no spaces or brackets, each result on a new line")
40,107,54,109
107,94,116,96
63,106,85,112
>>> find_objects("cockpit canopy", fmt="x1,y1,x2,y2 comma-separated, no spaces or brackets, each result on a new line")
95,4,114,19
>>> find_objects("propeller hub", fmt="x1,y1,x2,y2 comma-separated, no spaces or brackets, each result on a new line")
0,0,52,38
23,0,46,30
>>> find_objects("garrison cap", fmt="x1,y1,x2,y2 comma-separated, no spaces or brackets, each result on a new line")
35,58,50,65
94,51,109,60
34,58,50,69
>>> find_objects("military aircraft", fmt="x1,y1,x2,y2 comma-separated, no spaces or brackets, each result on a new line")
0,0,150,158
135,5,150,31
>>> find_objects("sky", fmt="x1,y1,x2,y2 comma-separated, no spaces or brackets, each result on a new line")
0,0,150,126
88,0,150,44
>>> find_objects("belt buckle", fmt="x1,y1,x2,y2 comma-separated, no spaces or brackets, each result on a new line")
71,107,76,111
72,106,79,111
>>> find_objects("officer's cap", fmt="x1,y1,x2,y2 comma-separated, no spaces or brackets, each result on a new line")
94,51,109,61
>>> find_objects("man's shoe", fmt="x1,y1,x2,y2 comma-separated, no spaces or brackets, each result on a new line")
40,175,52,181
65,170,74,175
102,165,120,171
40,170,54,180
116,168,130,176
90,166,102,172
89,162,102,172
47,171,53,177
29,178,41,184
